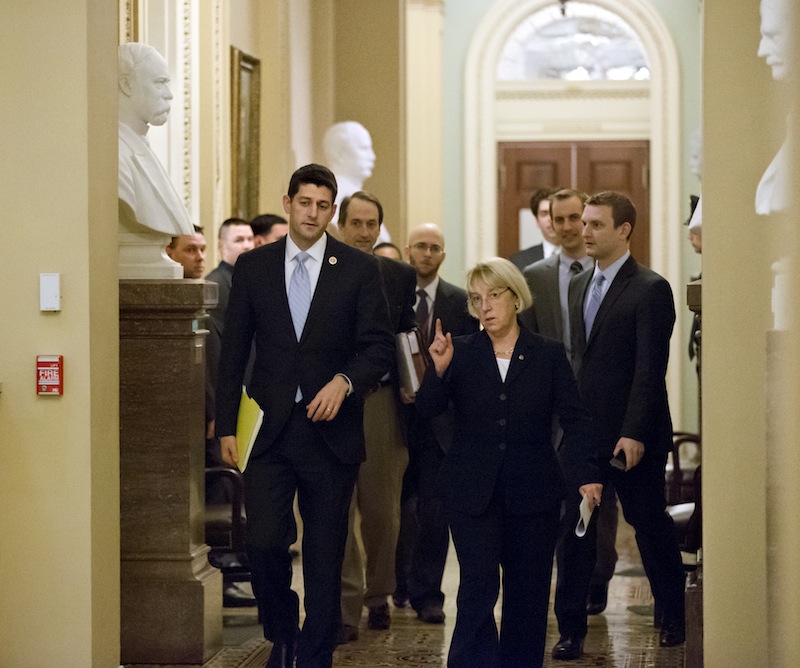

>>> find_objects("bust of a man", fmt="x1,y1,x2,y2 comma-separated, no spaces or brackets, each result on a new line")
118,42,193,237
323,121,390,243
755,0,792,215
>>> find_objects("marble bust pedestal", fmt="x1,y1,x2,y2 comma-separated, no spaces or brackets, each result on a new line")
119,279,221,665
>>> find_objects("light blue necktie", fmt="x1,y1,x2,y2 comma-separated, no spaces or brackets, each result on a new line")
289,252,311,401
289,252,311,341
584,273,606,339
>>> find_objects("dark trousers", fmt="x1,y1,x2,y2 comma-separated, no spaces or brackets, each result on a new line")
447,495,559,668
590,483,619,587
554,492,598,638
396,426,449,611
614,450,686,628
244,404,358,668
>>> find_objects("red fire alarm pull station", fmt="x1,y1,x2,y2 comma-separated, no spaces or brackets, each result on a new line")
37,355,64,395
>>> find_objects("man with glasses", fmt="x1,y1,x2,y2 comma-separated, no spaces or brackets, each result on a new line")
394,223,478,624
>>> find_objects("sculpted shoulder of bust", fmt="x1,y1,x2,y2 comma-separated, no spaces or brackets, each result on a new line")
755,0,793,216
118,42,192,236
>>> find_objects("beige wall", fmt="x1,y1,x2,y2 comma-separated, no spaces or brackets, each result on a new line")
701,0,789,664
0,1,120,666
329,0,406,241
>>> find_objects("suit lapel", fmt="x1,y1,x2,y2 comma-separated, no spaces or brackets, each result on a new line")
586,256,637,347
569,269,592,354
473,330,504,384
301,234,339,343
504,323,536,388
263,238,296,340
544,255,563,341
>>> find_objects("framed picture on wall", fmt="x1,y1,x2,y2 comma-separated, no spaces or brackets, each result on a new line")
231,46,261,220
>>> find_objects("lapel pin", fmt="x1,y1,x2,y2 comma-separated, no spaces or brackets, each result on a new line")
518,354,525,361
329,256,337,265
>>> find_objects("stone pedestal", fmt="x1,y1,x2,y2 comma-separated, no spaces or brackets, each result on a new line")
119,279,221,666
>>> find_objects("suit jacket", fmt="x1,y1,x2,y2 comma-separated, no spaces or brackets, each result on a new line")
215,234,395,464
205,261,234,416
415,279,478,453
415,325,598,516
519,254,562,342
569,255,675,458
377,255,416,336
509,243,544,272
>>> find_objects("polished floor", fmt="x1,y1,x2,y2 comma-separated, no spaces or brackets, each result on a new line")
209,506,686,667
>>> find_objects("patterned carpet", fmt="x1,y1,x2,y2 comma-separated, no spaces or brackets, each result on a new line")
201,505,686,667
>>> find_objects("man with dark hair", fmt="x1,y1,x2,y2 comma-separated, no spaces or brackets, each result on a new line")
215,164,394,667
520,190,619,659
166,225,206,278
373,242,403,261
205,218,255,431
509,186,560,271
251,213,289,247
336,191,416,642
556,191,685,659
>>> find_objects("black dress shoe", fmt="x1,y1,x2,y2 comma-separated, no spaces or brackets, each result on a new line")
417,605,446,624
367,602,391,630
335,624,359,644
265,638,296,668
551,636,584,661
223,583,257,607
586,582,609,615
659,624,685,647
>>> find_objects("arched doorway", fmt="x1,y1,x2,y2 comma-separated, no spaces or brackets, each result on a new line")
463,0,683,418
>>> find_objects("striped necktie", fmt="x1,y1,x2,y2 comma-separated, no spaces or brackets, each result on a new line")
289,252,311,341
584,273,606,339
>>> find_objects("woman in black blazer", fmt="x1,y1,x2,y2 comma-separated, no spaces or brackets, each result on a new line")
416,257,602,668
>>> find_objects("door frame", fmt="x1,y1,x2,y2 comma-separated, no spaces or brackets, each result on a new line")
464,0,683,423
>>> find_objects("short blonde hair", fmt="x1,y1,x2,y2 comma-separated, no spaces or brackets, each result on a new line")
465,257,532,319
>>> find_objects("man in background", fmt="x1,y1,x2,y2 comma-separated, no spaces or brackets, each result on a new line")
251,213,289,247
205,218,255,435
395,223,478,624
337,191,416,642
166,225,206,278
509,187,559,271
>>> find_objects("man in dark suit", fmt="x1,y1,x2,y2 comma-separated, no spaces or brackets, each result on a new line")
215,165,394,668
508,186,559,271
394,223,478,624
561,191,685,657
520,190,619,660
205,217,255,438
337,191,416,641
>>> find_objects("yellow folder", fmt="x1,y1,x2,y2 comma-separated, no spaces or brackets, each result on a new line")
235,388,263,471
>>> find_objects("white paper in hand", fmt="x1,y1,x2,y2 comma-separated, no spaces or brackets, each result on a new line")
575,493,596,538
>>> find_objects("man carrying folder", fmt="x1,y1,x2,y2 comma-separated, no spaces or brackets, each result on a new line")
215,165,394,668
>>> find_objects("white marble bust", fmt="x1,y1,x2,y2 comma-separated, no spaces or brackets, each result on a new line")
755,0,792,215
118,42,193,237
323,121,390,243
118,43,192,279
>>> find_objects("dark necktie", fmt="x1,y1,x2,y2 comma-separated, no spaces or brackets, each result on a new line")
415,288,429,343
570,261,583,275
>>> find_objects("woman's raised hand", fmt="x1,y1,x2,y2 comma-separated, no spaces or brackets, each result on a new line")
429,318,453,377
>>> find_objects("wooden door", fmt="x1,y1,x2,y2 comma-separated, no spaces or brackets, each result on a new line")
498,140,650,266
